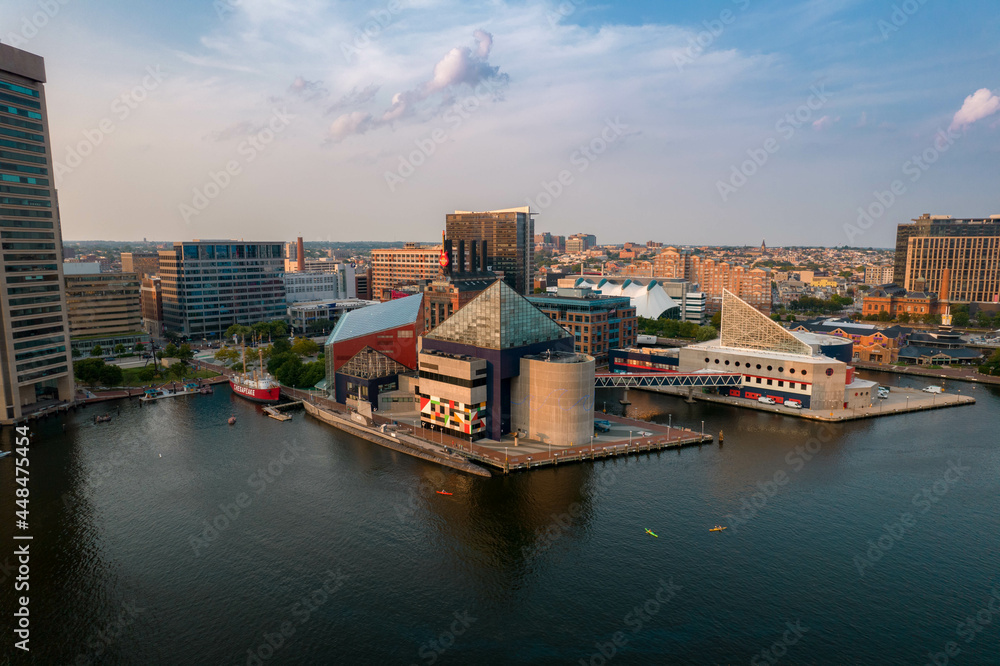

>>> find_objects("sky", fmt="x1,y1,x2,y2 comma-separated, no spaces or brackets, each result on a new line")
1,0,998,247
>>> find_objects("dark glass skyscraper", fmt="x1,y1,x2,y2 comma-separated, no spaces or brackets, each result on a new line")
0,44,75,423
445,207,534,294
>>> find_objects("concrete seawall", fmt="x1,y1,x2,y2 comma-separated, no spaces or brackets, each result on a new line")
302,402,491,478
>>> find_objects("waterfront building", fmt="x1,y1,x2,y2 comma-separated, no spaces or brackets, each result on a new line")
896,331,983,366
323,294,423,406
894,214,1000,302
120,252,160,278
526,283,636,363
0,44,75,423
568,276,684,321
674,290,875,410
650,248,771,314
445,207,534,294
370,243,441,300
63,264,148,354
157,240,286,339
421,279,577,441
792,318,907,364
862,283,944,320
283,267,355,304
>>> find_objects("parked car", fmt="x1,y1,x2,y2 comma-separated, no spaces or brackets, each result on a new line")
757,396,777,405
104,356,116,362
594,420,611,433
785,399,802,409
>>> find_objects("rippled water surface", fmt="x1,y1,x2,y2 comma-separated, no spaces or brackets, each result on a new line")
2,370,999,665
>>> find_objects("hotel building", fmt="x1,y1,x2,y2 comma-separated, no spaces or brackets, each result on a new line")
894,215,1000,303
0,44,75,423
63,264,148,354
445,207,534,294
370,243,441,301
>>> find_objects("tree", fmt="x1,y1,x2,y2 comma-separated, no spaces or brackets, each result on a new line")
710,311,722,329
177,344,194,362
113,344,126,355
225,324,253,341
979,349,1000,376
214,347,239,365
877,311,892,322
74,358,105,387
137,366,156,382
166,362,186,379
163,342,179,359
72,348,81,358
90,345,104,357
133,342,145,352
770,313,781,322
695,325,717,342
922,313,941,326
291,337,319,357
99,364,124,387
897,312,911,324
272,338,292,355
787,314,796,322
976,311,992,328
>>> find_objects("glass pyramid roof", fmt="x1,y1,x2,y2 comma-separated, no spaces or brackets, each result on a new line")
720,289,812,356
425,279,572,350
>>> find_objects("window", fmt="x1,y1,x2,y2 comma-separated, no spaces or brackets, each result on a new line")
755,377,761,384
778,381,783,387
767,379,772,386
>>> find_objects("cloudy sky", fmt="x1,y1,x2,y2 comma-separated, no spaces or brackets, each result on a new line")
2,0,998,246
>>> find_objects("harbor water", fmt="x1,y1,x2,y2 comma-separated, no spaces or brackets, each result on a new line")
1,369,998,664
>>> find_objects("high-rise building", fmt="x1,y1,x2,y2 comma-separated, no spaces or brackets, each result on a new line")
894,214,1000,302
140,276,163,337
565,233,597,254
158,240,286,338
354,265,372,301
63,264,148,355
370,243,442,300
120,251,160,278
526,284,636,363
445,207,534,294
0,44,75,423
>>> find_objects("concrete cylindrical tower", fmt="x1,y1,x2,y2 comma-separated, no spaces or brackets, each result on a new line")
511,352,595,447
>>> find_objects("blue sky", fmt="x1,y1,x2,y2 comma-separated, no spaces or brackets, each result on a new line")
2,0,998,246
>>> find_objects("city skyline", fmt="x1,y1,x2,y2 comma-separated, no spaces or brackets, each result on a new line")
1,0,997,246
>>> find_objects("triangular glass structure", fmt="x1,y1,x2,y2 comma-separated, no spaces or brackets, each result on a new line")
720,289,812,356
425,279,572,350
339,346,409,380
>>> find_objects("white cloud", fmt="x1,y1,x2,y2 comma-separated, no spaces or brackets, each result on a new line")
812,115,839,131
949,88,1000,132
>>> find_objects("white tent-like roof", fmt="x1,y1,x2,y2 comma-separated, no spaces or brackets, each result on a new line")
575,277,680,319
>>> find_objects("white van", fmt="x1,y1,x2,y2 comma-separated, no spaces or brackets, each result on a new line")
758,396,776,405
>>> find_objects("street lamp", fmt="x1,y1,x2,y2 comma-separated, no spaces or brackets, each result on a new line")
629,430,633,445
701,420,705,440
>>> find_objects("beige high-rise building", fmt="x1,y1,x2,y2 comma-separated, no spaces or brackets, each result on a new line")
120,251,160,278
895,215,1000,302
445,207,534,294
370,243,442,300
63,266,146,354
0,44,75,423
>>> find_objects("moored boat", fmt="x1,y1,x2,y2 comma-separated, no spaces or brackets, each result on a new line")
229,343,280,404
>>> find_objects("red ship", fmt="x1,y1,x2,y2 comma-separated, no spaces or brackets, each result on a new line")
229,343,281,403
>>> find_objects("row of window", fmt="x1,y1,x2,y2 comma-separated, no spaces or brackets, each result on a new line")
13,333,65,350
706,357,809,376
15,344,66,363
0,138,45,155
0,218,53,229
0,103,42,120
0,207,51,218
0,114,43,133
0,150,47,166
19,365,69,384
0,126,44,144
743,376,808,391
418,370,487,389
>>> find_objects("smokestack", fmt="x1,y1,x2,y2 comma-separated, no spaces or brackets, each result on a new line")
939,268,951,302
457,240,465,275
480,240,488,271
444,239,453,276
296,237,304,272
469,241,478,274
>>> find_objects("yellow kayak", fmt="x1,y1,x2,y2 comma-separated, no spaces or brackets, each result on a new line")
645,529,658,537
709,526,727,532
